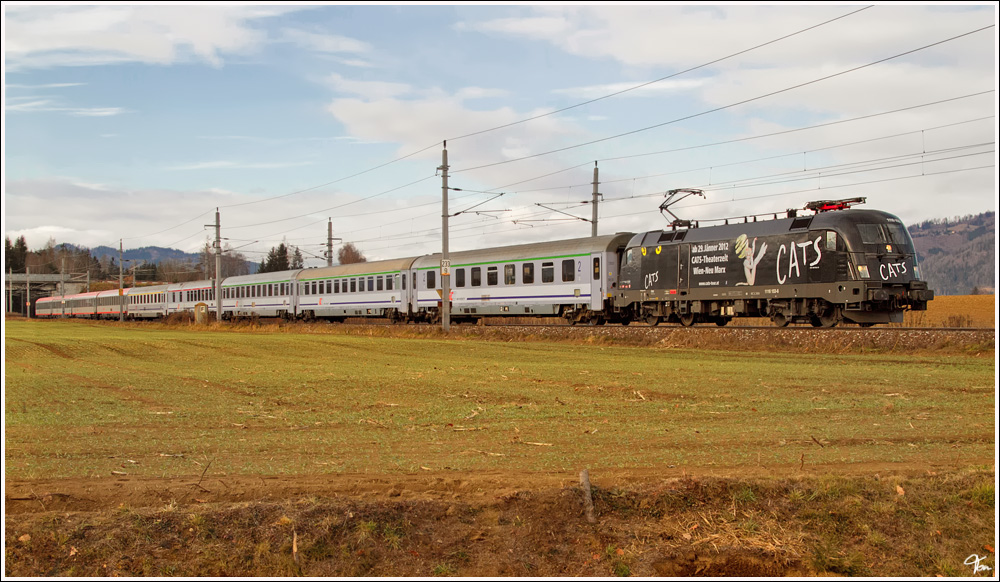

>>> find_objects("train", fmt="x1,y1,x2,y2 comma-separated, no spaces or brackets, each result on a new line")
36,198,934,327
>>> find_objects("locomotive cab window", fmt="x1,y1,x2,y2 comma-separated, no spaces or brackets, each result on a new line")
626,248,635,265
858,223,910,248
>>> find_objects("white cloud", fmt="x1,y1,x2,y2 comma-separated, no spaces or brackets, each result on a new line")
454,16,573,38
327,73,412,100
5,82,86,88
332,57,376,68
4,5,299,69
456,6,994,71
455,87,510,100
280,28,371,54
5,99,126,116
166,160,316,171
553,78,707,99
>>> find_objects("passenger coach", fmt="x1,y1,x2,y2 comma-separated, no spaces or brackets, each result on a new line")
409,234,633,325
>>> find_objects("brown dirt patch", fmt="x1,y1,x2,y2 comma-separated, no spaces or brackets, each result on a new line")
5,462,995,577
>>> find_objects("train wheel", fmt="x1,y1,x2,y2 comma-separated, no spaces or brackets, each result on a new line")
679,313,695,327
858,322,876,328
771,312,790,327
645,314,661,327
818,311,841,328
715,317,731,327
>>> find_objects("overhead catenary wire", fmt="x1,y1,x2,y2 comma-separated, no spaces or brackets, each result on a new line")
240,95,996,254
445,5,874,143
105,6,876,249
452,25,995,174
496,115,997,197
473,90,994,194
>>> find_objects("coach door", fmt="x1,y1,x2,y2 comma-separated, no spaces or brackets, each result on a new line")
590,252,604,310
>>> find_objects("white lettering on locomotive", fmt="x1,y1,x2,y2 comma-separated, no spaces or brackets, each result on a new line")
776,235,823,284
879,262,907,280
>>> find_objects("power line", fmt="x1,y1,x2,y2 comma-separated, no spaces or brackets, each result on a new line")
446,5,874,143
504,115,996,196
452,25,995,174
227,174,437,230
471,90,993,195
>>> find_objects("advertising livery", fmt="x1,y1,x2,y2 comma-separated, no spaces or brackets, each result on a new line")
616,202,933,327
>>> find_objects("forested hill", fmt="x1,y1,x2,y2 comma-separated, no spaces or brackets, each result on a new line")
908,211,995,296
90,245,200,263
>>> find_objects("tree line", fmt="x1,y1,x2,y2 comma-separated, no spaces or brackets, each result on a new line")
6,235,369,283
4,236,253,284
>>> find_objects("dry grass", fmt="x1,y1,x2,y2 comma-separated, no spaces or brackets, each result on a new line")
5,468,994,577
900,295,995,328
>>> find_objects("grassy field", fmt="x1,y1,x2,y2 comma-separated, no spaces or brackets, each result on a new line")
4,318,995,577
5,319,994,479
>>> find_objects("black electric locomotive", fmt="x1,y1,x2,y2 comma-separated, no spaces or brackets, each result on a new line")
611,196,934,327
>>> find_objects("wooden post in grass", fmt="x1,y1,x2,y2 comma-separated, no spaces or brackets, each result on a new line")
580,468,597,524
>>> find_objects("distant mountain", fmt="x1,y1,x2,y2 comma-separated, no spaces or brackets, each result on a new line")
908,211,995,296
91,245,201,264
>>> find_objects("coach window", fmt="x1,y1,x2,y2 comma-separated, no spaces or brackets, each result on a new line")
593,257,600,280
401,274,406,290
325,280,331,294
455,268,466,287
562,259,574,282
487,266,498,286
427,271,436,289
334,280,340,294
471,267,481,287
542,262,555,283
348,279,355,293
504,264,515,285
386,275,393,291
523,263,535,284
377,276,384,291
367,277,374,292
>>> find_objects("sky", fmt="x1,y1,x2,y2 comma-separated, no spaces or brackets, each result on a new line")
3,2,997,268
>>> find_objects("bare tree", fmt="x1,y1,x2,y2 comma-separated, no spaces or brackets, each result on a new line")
338,242,367,265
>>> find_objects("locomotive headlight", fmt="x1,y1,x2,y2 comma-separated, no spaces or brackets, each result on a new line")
857,265,871,279
913,265,921,279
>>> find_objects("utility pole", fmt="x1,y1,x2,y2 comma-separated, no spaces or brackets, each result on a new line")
328,219,333,267
26,267,31,318
214,209,222,321
119,239,124,322
439,141,451,332
591,161,600,237
61,256,66,318
8,267,13,315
